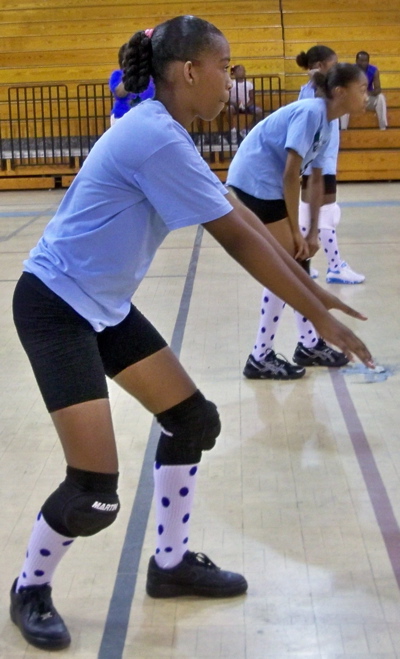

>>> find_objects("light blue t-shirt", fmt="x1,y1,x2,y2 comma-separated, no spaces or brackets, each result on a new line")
227,98,332,199
298,80,339,175
24,101,232,331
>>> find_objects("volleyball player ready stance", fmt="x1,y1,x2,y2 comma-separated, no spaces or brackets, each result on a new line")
11,18,372,650
227,63,368,380
297,45,365,285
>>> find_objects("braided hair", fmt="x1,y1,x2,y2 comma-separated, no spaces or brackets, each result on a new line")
123,15,224,94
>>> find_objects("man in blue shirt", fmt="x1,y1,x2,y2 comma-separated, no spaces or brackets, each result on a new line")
341,51,387,130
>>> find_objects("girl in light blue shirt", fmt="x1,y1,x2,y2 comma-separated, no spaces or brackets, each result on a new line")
11,17,372,651
227,63,368,381
297,45,365,285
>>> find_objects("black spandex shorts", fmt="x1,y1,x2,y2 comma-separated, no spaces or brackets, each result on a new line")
301,174,337,195
12,273,168,412
229,186,287,224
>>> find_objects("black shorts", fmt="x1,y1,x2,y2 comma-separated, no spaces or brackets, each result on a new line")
229,186,287,224
301,174,337,195
12,273,168,412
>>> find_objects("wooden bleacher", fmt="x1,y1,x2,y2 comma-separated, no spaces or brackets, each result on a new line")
0,0,399,188
280,1,400,182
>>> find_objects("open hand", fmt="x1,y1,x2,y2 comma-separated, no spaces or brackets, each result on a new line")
313,313,373,367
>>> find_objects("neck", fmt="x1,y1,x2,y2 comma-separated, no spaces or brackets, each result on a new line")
155,88,195,131
325,98,346,122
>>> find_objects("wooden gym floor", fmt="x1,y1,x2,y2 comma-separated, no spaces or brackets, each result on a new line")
0,182,400,658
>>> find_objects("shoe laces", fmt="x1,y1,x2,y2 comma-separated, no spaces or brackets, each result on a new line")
19,584,54,616
186,552,220,571
265,350,291,366
314,340,340,361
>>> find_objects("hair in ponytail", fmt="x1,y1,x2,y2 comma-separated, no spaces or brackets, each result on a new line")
312,63,365,98
123,15,224,94
123,32,153,94
296,45,336,70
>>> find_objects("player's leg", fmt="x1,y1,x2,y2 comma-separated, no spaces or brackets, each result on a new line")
11,273,120,650
228,188,306,380
98,305,248,598
375,93,388,130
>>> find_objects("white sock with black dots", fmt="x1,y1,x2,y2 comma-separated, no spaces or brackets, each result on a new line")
251,288,286,361
16,511,75,591
319,228,341,271
294,311,319,349
153,462,198,569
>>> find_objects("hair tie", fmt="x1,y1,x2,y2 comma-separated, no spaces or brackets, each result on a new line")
144,28,154,38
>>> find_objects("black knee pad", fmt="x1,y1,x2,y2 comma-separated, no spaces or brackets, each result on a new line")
155,390,221,465
41,466,120,537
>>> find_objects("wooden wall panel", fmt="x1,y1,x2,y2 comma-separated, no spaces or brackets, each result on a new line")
0,1,283,84
284,40,400,58
283,11,400,27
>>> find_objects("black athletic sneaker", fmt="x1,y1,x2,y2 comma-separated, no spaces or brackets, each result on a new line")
10,579,71,651
243,351,306,380
146,551,248,598
292,338,349,367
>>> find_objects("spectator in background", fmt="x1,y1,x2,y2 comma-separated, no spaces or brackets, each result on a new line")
109,43,136,125
341,51,387,130
228,64,263,144
109,42,155,125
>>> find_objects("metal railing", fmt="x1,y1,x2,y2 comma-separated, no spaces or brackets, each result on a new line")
0,75,283,166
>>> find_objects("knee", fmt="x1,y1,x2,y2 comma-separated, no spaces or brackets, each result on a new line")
42,467,120,537
318,202,340,230
155,390,221,465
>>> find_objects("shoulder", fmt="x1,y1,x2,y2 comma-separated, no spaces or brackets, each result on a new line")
290,97,324,116
368,64,378,74
299,81,315,100
110,101,198,167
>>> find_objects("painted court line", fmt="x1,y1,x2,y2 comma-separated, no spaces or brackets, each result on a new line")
330,370,400,589
0,207,56,242
98,226,204,659
340,200,400,208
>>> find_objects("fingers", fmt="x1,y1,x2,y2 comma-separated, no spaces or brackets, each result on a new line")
323,327,373,368
336,301,368,321
294,240,309,261
342,336,374,368
315,315,373,368
295,248,305,260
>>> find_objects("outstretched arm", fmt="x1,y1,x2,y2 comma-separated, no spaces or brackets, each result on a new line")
225,191,361,318
307,166,323,257
203,202,373,366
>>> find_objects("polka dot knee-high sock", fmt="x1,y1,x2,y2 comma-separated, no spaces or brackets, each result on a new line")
251,288,286,361
294,311,319,349
16,511,75,591
319,228,341,271
153,462,198,569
